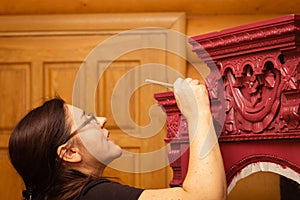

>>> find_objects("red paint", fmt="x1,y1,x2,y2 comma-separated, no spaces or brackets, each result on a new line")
155,14,300,187
154,92,190,187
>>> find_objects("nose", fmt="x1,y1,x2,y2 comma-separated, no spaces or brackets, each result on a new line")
97,117,107,128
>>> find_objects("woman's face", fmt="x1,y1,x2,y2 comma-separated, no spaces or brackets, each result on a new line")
66,105,122,165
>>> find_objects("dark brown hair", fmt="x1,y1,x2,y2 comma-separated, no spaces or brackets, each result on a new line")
9,98,92,200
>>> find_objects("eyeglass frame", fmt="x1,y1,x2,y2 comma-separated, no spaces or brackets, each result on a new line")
62,113,99,144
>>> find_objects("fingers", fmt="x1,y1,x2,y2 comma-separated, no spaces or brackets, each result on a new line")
174,77,201,88
174,78,186,93
174,77,184,88
184,78,199,83
185,78,199,85
174,78,198,84
191,79,200,85
185,78,192,83
174,77,208,98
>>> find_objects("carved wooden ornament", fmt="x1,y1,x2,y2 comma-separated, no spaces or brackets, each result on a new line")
155,14,300,192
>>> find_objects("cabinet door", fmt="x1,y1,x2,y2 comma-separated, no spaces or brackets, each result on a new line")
0,13,186,199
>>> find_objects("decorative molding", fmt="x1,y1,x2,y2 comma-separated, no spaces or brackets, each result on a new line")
154,91,189,187
190,14,300,139
155,14,300,189
189,14,300,187
0,13,186,34
190,14,300,62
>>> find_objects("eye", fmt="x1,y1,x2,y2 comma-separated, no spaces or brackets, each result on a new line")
87,114,100,127
92,118,100,126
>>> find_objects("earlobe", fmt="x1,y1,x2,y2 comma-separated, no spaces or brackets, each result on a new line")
57,144,82,163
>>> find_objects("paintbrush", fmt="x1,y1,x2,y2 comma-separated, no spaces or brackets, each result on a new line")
145,79,173,88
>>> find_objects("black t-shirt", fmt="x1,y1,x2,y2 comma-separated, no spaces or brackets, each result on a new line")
78,178,144,200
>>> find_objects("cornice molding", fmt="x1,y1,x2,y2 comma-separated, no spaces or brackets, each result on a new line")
190,14,300,61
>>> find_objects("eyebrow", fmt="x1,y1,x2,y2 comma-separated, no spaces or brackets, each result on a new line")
81,110,86,118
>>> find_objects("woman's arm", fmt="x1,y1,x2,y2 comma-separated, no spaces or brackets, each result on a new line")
139,78,227,200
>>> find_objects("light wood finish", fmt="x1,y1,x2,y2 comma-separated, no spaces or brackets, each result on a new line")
228,172,280,200
0,0,299,15
0,13,186,199
0,10,287,199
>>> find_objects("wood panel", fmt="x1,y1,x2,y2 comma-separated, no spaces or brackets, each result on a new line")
96,47,172,188
0,13,186,199
228,172,280,200
0,63,29,200
97,60,141,129
44,62,82,103
0,0,299,15
0,63,31,125
0,149,23,200
0,63,31,144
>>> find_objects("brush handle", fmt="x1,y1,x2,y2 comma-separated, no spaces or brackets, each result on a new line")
145,79,173,88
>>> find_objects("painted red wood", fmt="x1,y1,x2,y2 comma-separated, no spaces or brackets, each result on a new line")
155,14,300,188
154,91,189,187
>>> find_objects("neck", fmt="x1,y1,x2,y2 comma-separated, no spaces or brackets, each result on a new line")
70,160,106,178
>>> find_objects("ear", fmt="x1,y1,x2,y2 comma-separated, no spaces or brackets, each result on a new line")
57,143,82,163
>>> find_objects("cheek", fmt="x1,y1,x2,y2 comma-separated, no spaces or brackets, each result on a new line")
78,131,122,165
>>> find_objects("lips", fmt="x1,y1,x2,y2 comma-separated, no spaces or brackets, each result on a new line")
109,140,115,144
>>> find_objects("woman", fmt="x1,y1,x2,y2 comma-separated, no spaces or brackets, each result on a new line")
9,78,227,200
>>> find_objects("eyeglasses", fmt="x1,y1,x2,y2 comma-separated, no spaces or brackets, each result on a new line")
63,113,99,144
72,113,99,134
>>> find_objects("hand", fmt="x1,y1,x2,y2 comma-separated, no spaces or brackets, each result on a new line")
173,78,210,121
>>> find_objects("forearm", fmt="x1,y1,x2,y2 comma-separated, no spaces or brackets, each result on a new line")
139,78,227,200
182,114,227,199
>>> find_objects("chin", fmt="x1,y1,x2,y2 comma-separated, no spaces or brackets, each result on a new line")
115,146,123,158
112,142,122,156
105,147,123,165
103,153,122,166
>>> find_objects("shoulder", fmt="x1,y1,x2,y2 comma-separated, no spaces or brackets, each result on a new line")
78,178,144,200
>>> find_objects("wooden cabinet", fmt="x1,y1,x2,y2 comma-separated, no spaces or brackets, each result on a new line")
0,13,186,199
